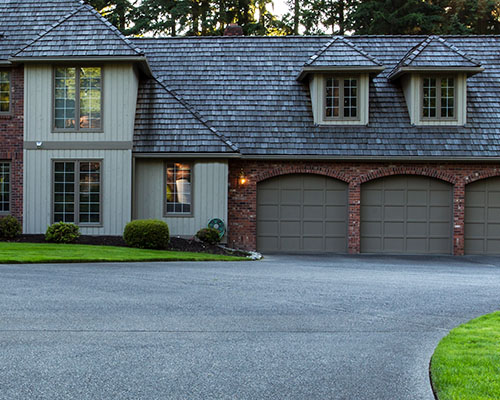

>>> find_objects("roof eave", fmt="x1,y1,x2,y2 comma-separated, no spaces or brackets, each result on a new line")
388,66,484,81
133,152,241,159
242,154,500,162
297,65,385,81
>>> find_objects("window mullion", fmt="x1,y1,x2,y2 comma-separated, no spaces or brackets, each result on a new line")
75,160,79,224
75,68,80,132
339,79,344,119
437,77,442,118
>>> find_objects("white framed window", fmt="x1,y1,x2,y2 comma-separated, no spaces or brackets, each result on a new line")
422,76,456,120
0,162,10,214
165,162,192,215
324,76,359,121
54,67,102,131
53,160,102,225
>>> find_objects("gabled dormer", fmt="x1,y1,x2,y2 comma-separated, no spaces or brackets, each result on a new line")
388,36,483,126
298,36,384,126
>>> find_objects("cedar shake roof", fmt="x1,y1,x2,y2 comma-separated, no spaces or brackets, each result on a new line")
132,35,500,158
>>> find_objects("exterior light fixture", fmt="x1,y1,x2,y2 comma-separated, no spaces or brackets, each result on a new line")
238,169,247,186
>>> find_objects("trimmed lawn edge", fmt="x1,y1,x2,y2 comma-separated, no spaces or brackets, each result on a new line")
429,311,500,400
0,242,246,264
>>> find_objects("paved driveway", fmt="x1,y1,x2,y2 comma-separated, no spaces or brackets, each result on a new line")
0,255,499,399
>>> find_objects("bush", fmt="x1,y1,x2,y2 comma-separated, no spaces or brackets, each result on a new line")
0,215,21,239
196,228,221,245
45,222,80,244
123,219,169,250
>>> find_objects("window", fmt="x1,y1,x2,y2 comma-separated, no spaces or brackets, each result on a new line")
165,163,192,214
325,76,358,120
53,161,101,224
54,67,102,131
422,76,455,119
0,71,10,113
0,162,10,213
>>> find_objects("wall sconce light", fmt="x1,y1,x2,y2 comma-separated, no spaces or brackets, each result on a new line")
238,169,247,186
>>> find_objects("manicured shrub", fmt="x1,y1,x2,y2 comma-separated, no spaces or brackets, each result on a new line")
123,219,170,250
0,215,21,239
45,222,80,244
195,227,221,245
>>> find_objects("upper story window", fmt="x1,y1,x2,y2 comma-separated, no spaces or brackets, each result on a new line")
422,76,455,119
325,76,359,120
54,67,102,131
165,162,192,215
0,71,10,113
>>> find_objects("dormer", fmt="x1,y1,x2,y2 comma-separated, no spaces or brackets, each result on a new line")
388,36,483,126
298,37,384,126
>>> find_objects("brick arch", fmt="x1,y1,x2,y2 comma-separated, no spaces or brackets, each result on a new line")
464,169,500,185
358,166,457,185
255,166,350,184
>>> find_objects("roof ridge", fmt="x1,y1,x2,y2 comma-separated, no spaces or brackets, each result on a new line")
153,77,239,153
304,36,383,67
80,3,144,56
11,3,84,57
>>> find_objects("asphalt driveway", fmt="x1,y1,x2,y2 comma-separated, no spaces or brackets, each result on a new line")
0,255,499,399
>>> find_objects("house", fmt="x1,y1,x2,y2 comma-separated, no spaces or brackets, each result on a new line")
1,0,500,255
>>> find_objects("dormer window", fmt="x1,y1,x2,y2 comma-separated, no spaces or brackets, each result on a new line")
325,76,359,120
422,76,455,120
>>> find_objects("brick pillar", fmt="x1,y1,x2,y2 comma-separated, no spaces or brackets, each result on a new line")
348,181,361,254
453,181,465,255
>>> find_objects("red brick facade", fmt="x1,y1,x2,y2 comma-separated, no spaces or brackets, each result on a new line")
227,160,500,255
0,66,23,224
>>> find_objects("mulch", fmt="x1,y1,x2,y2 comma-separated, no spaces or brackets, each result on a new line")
2,235,248,257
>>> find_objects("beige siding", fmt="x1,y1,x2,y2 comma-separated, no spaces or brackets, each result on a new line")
134,159,228,238
24,63,138,142
23,149,132,235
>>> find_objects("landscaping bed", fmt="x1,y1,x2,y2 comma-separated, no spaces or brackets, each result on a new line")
4,234,246,257
430,311,500,400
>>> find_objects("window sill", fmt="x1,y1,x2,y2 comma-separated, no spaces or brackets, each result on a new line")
0,114,12,120
163,213,194,218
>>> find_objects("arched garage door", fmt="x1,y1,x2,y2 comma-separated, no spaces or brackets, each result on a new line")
257,174,348,253
361,175,453,254
465,177,500,254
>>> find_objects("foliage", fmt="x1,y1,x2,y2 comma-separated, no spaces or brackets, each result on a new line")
430,311,500,399
196,227,221,244
0,242,243,263
123,219,170,250
0,215,21,239
45,222,81,244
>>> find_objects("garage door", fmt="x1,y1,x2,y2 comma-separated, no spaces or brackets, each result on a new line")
361,175,452,254
465,177,500,254
257,174,348,253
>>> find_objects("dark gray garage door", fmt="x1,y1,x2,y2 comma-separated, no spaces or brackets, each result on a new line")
361,175,452,254
465,177,500,254
257,174,348,253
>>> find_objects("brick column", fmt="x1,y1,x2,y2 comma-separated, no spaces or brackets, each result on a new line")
453,181,465,255
348,181,361,254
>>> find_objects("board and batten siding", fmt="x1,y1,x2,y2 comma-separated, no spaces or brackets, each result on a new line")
134,159,228,238
24,149,132,235
24,63,139,142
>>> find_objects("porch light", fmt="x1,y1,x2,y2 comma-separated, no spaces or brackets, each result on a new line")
238,169,247,186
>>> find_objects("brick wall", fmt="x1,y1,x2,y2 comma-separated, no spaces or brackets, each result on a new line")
0,66,23,224
227,160,500,255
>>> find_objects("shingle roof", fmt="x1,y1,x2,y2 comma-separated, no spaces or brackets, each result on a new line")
134,78,239,153
388,35,481,79
132,35,500,159
12,3,143,58
305,36,382,68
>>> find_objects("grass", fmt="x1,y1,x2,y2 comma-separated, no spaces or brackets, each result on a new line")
0,242,244,263
430,311,500,400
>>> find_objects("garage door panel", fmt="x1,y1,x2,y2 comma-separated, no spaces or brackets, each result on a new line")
257,174,347,253
281,205,301,219
384,206,405,220
303,190,324,204
361,175,452,254
465,177,500,254
361,205,382,220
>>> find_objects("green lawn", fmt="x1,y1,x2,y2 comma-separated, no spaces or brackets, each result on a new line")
430,311,500,400
0,242,244,263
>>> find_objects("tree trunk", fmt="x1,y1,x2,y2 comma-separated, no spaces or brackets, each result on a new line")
294,0,299,34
